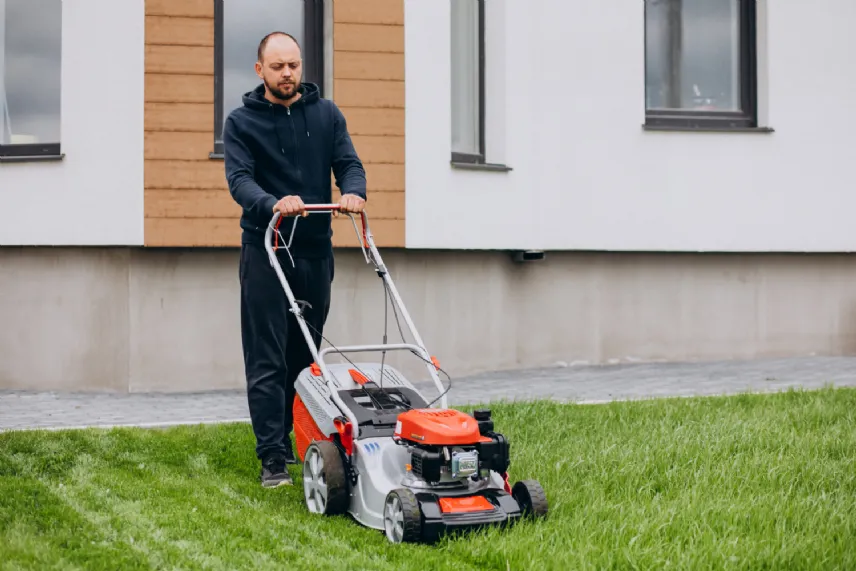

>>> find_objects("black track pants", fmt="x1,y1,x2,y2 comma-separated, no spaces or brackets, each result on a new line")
238,241,333,461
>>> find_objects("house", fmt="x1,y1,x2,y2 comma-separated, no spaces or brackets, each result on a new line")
1,0,854,392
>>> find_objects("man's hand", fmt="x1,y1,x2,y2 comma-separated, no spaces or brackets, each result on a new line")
336,193,366,217
273,195,307,217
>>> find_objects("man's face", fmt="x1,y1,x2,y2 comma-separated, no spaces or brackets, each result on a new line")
255,35,302,101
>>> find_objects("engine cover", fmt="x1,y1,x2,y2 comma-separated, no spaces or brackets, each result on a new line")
394,409,491,446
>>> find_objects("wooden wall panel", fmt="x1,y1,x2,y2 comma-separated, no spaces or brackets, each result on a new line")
143,1,220,247
332,0,406,247
145,45,213,75
333,79,404,108
342,108,404,136
148,189,404,221
145,15,214,46
333,52,405,81
334,23,405,53
145,102,212,132
333,0,404,25
146,0,212,18
349,136,405,164
145,132,212,161
355,164,405,191
144,0,406,248
145,218,404,248
146,159,226,190
146,74,213,103
144,218,240,247
146,190,242,219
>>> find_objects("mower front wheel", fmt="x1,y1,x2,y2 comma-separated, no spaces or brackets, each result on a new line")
512,479,548,519
383,488,422,544
303,440,349,516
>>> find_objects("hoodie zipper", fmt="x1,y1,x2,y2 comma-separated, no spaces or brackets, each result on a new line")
283,106,303,185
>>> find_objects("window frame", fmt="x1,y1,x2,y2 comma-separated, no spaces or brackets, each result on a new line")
0,0,63,161
450,0,486,165
643,0,759,131
211,0,325,158
0,142,62,161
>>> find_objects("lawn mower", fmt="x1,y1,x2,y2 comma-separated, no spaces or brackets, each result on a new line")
264,204,548,544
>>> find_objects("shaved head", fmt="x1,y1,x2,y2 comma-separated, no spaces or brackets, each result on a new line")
257,31,301,63
254,32,303,104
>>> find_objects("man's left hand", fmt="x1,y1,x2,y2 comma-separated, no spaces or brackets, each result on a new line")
337,194,366,217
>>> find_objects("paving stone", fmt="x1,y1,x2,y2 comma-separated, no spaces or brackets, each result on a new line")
1,357,855,432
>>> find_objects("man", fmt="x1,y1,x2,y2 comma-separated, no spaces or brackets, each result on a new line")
223,31,367,488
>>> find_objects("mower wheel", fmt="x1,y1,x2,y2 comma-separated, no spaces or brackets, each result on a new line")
303,440,349,516
512,480,548,519
383,488,422,544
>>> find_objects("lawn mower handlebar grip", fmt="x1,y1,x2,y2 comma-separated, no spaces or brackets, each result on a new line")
302,203,342,212
269,204,370,248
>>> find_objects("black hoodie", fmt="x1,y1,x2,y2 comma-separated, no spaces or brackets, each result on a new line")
223,82,367,257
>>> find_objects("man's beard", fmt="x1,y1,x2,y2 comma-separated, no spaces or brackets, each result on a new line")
266,78,300,101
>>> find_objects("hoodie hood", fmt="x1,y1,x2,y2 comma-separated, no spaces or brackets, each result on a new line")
241,81,321,111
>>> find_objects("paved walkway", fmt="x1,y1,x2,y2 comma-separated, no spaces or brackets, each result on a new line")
2,356,855,432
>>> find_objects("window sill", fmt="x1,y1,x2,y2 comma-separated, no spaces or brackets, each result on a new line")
0,153,65,163
450,161,513,172
642,124,775,134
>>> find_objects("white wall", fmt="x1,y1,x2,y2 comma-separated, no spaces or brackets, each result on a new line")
0,0,144,246
404,0,856,252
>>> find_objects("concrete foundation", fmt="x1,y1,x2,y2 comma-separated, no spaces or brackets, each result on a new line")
2,247,855,393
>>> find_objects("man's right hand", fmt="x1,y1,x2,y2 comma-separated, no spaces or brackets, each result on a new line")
273,196,307,217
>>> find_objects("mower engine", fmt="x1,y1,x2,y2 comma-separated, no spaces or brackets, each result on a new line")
394,408,510,486
384,406,547,542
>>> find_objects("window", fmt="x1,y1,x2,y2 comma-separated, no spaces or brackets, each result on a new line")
450,0,484,163
0,0,62,160
212,0,325,156
644,0,757,130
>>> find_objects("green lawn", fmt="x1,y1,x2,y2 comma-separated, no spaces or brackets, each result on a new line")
2,388,855,570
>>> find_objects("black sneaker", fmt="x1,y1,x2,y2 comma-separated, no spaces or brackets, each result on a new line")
260,455,293,488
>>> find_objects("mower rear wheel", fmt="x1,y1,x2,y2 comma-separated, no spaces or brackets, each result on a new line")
383,488,422,544
303,440,348,516
512,480,548,519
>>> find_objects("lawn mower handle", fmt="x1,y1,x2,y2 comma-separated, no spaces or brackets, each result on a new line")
272,203,368,248
263,203,449,438
301,203,346,212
